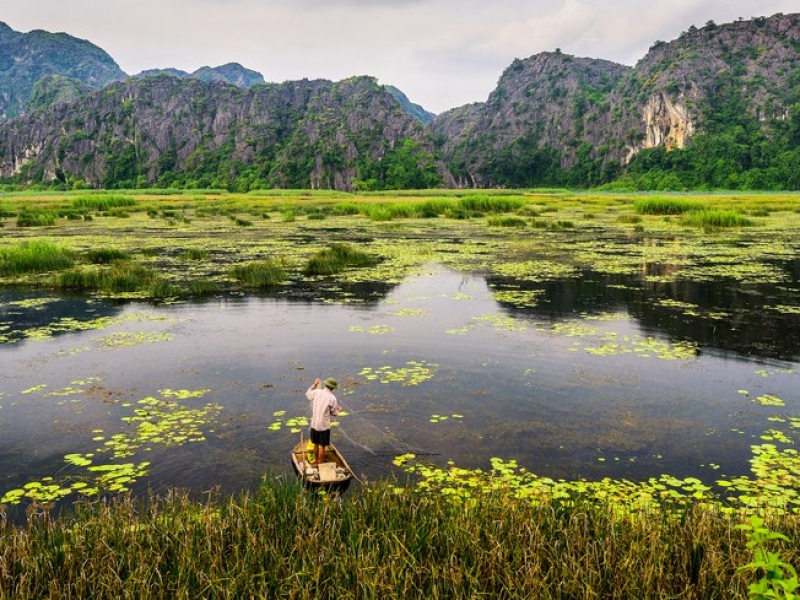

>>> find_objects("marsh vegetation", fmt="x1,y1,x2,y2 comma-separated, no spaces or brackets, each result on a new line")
0,188,799,597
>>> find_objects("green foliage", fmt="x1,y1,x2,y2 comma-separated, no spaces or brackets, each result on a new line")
737,517,800,600
16,210,57,227
680,209,754,229
85,248,130,264
304,243,377,276
357,140,443,191
2,481,800,599
482,132,563,187
72,194,138,212
487,216,528,228
55,263,159,294
0,241,75,275
102,143,145,189
634,197,707,215
333,202,362,216
458,194,525,213
229,260,286,288
181,248,210,261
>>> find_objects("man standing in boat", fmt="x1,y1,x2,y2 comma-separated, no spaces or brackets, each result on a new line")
306,376,341,466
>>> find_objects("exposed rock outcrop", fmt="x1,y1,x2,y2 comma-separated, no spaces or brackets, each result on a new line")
0,75,448,190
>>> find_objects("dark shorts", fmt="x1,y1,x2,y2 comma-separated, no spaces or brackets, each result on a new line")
310,428,331,447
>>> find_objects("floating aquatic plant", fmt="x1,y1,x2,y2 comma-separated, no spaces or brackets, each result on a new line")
359,361,438,386
0,388,221,506
349,325,396,335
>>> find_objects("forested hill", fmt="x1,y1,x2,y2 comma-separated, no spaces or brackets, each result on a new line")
0,22,126,119
0,75,448,191
433,12,800,190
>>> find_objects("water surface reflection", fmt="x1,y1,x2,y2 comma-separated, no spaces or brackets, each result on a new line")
0,264,798,507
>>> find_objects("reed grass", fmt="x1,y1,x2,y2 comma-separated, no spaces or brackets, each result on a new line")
1,481,797,599
680,210,755,229
634,197,707,215
229,259,286,287
85,248,130,264
72,194,138,212
457,194,526,213
181,248,210,261
16,210,57,227
0,241,75,275
487,215,528,227
304,243,377,276
55,263,159,294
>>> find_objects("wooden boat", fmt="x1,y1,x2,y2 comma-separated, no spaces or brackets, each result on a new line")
291,434,354,490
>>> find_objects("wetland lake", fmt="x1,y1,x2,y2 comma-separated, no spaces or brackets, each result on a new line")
1,190,799,511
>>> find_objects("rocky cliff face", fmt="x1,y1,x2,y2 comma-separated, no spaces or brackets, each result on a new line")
431,52,630,184
432,12,800,186
0,75,448,190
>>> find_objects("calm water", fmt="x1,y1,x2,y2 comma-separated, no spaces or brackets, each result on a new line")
1,263,799,505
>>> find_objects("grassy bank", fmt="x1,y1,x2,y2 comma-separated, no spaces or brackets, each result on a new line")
2,480,799,599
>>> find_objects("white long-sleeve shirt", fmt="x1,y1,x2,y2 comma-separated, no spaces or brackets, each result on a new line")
306,385,340,431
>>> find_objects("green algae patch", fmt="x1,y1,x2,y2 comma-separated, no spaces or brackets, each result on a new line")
584,335,698,360
492,259,579,282
93,331,173,348
349,325,395,335
359,361,438,386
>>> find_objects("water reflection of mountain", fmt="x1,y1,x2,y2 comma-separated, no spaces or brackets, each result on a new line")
489,270,800,362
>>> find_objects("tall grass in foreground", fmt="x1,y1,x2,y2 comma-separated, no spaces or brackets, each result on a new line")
0,241,74,276
1,481,798,599
304,243,376,276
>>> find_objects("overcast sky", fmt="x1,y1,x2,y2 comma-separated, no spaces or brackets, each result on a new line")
1,0,797,114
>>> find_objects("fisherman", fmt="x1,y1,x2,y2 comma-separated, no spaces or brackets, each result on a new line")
306,376,341,466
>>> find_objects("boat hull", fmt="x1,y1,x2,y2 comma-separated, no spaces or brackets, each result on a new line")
291,439,354,491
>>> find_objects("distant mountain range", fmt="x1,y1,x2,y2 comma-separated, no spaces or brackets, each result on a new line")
1,13,800,191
